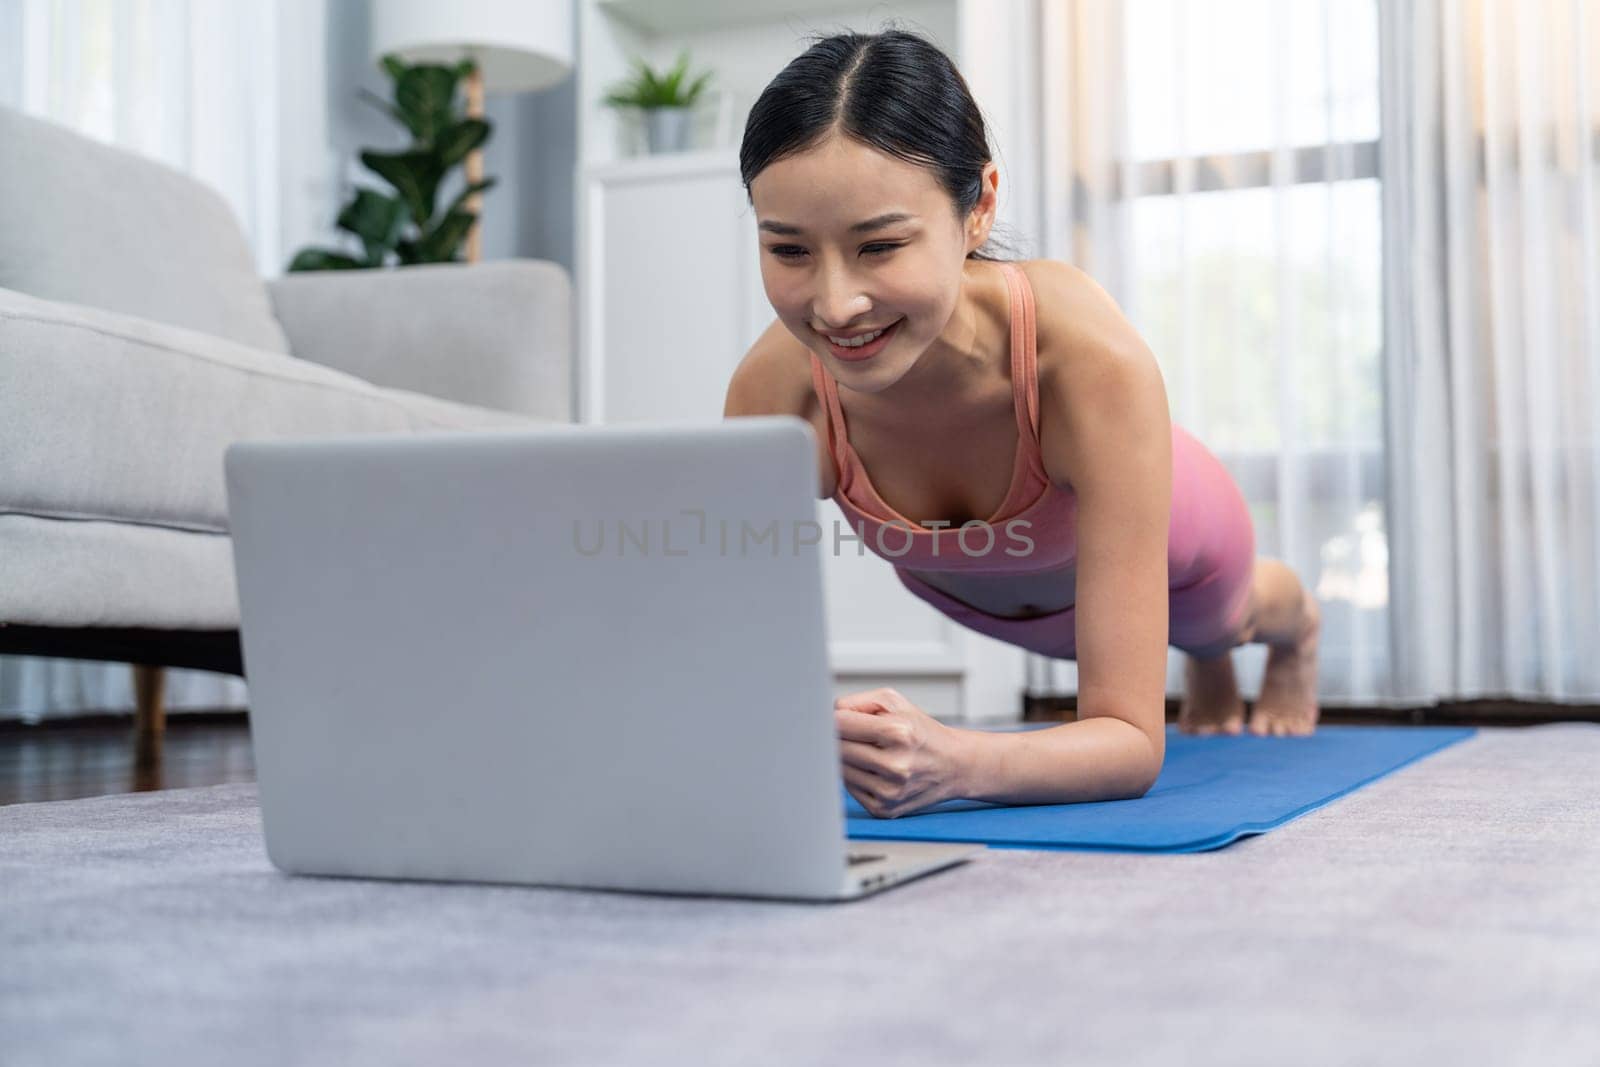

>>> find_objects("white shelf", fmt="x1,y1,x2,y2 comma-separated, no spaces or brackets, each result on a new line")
597,0,868,36
579,0,960,169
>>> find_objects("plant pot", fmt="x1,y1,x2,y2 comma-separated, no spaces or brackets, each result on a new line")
645,107,693,154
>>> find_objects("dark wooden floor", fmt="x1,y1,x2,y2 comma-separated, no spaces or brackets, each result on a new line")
2,699,1595,807
0,711,255,806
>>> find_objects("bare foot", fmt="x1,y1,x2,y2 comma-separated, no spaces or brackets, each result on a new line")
1248,597,1322,737
1178,651,1246,736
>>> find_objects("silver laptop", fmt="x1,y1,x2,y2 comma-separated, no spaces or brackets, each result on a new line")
223,415,981,902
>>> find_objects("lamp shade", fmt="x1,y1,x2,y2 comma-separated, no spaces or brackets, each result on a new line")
369,0,573,93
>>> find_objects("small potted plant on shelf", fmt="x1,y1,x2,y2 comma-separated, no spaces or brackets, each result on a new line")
602,49,714,155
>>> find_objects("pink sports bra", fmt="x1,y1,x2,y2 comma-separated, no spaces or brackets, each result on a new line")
807,261,1079,576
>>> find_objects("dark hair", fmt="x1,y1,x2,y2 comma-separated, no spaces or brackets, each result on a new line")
739,27,1020,262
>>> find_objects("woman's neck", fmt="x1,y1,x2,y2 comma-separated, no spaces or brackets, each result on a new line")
847,260,1010,424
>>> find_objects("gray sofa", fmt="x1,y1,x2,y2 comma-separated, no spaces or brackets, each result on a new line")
0,106,572,728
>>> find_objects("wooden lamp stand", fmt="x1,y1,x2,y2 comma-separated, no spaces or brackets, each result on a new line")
464,61,484,264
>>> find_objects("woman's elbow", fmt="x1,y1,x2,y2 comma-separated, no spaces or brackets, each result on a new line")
1128,740,1165,798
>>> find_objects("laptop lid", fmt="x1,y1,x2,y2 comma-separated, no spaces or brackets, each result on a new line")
224,416,851,898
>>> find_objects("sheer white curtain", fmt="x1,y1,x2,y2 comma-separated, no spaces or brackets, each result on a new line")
0,0,330,721
969,0,1600,708
1381,0,1600,703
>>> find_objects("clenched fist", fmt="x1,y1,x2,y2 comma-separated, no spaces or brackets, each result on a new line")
835,687,969,819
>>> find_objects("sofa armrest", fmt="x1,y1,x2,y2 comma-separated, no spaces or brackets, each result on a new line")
266,259,572,422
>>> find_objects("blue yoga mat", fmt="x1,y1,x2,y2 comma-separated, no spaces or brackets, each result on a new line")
844,723,1476,853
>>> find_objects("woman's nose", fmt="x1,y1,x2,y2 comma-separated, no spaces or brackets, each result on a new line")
812,273,870,330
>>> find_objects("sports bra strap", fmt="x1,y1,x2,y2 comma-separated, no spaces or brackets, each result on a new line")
1001,261,1041,442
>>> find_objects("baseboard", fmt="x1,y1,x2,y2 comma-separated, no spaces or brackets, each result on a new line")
1025,696,1600,727
6,699,1600,734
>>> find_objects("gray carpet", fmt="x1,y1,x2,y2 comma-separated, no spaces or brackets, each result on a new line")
3,723,1598,1067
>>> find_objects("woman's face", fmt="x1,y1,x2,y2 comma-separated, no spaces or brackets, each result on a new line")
749,134,996,392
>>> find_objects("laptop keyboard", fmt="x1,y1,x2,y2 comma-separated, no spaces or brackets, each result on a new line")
847,852,886,866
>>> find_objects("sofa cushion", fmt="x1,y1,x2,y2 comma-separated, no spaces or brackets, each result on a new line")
0,286,549,537
0,106,291,354
0,514,243,629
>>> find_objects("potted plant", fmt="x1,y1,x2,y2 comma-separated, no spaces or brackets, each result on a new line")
287,55,494,270
602,50,714,154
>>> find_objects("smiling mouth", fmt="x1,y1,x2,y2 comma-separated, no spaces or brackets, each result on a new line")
818,324,893,343
815,317,905,362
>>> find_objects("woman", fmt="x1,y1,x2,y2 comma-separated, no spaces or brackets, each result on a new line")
723,29,1322,818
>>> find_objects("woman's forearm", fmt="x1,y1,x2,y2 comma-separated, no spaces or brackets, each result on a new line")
956,716,1162,805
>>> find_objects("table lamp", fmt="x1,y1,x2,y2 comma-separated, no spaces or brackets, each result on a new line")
369,0,574,262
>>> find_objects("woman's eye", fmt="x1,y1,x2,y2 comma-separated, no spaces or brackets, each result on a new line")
767,243,902,260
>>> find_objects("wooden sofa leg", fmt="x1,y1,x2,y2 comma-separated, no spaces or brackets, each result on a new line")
133,664,166,736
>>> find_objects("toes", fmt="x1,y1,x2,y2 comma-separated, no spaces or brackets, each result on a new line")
1248,709,1319,737
1247,710,1286,736
1180,714,1245,737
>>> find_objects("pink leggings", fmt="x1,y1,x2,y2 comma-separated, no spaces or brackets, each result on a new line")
893,426,1256,660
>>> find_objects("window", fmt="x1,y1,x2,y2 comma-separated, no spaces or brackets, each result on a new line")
1122,0,1390,662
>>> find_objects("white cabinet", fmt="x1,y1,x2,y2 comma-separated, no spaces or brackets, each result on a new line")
573,0,1027,723
579,150,767,424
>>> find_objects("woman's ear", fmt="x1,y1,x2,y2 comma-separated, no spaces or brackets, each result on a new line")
966,161,1001,254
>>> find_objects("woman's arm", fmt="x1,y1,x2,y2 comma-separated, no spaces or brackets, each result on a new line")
957,717,1161,804
987,261,1175,802
833,687,1159,818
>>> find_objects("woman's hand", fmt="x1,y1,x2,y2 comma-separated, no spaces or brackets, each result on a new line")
835,687,970,819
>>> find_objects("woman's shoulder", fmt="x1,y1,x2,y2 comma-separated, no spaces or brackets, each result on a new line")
1010,257,1152,385
731,317,843,419
1010,258,1167,489
1009,259,1124,361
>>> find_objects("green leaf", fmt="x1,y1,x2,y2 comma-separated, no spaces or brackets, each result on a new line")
633,56,657,89
335,188,407,263
287,248,368,272
395,237,422,266
601,50,710,109
413,209,477,262
663,52,687,99
435,118,490,169
357,87,407,131
379,54,407,82
360,148,445,227
683,71,713,106
442,177,497,219
393,64,461,144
